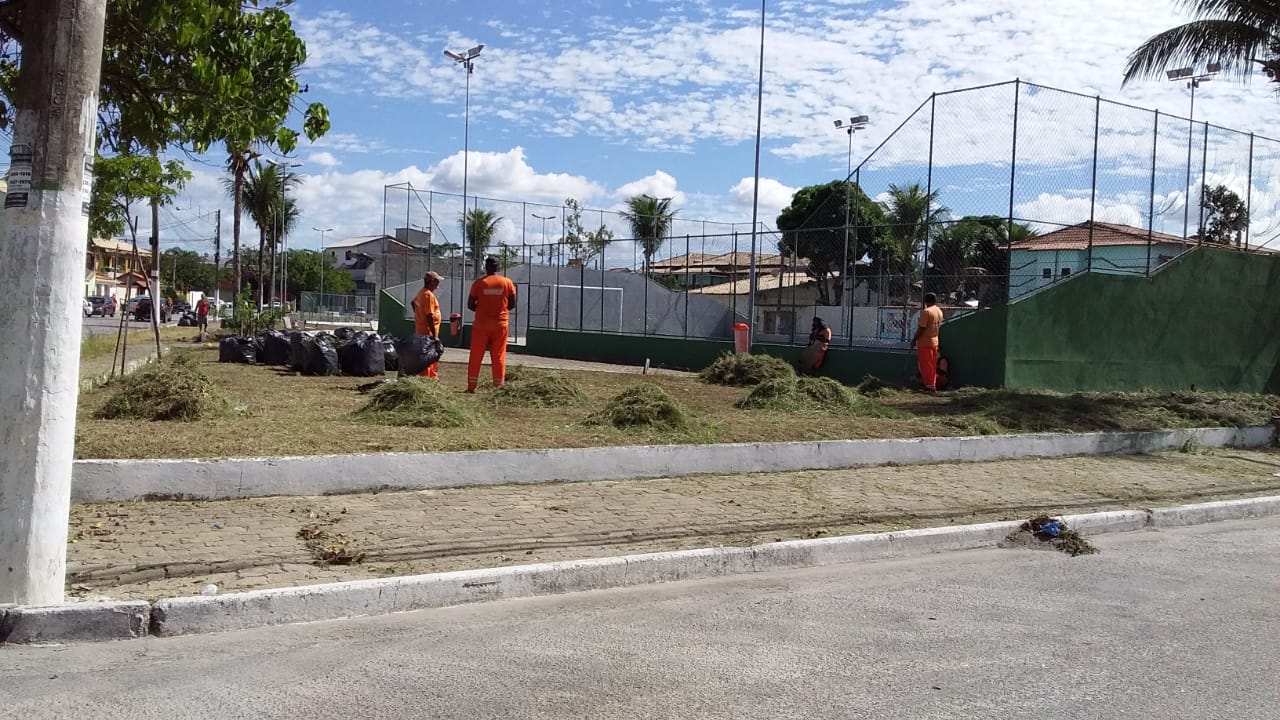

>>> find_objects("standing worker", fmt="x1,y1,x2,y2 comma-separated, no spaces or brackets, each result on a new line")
195,295,210,341
410,271,443,380
910,292,944,392
466,256,517,392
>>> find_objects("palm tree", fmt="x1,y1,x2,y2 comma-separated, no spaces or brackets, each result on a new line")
460,209,503,274
1123,1,1280,85
242,161,301,305
621,195,677,270
880,183,948,312
224,143,259,299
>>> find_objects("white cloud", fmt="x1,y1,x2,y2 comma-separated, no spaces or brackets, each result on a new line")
307,151,341,168
729,176,797,220
613,170,686,205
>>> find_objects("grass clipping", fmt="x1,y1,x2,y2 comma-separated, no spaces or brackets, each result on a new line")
586,382,694,431
699,352,794,386
736,376,899,417
1002,515,1098,557
355,377,482,428
95,353,232,422
488,366,587,408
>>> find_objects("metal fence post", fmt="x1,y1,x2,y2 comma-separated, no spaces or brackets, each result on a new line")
1087,95,1100,272
1006,79,1020,303
683,233,690,339
849,167,859,347
1148,110,1159,275
923,93,936,303
1246,133,1255,250
1198,120,1209,243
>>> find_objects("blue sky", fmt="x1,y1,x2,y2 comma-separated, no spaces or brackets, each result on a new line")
64,0,1280,253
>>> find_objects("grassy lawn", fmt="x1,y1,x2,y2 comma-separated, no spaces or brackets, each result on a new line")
73,343,1278,460
80,326,202,361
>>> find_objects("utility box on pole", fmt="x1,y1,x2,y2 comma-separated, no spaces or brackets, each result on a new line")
0,0,109,606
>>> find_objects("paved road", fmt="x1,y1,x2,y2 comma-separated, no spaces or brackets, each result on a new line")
5,518,1278,719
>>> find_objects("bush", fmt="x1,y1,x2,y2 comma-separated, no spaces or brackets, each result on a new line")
699,352,794,386
586,383,692,430
488,367,588,408
354,377,482,428
95,352,232,421
736,376,900,417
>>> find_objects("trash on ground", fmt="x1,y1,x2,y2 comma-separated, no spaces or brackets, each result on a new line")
1000,515,1098,556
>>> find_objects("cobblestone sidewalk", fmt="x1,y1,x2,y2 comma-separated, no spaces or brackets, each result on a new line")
66,448,1280,600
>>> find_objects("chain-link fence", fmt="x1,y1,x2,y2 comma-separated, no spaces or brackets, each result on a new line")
297,291,377,327
376,80,1277,347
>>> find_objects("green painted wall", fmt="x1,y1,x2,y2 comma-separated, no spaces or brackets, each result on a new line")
939,305,1008,389
377,290,415,339
1004,248,1280,393
526,329,735,371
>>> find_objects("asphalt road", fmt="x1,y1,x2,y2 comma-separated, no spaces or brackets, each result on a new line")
3,517,1277,720
81,314,183,337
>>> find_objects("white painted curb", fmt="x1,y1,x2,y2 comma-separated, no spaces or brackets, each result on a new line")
70,425,1276,502
6,496,1276,643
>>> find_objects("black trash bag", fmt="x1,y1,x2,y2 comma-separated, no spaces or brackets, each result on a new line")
258,330,291,366
177,313,195,327
333,327,357,344
219,336,258,364
381,335,399,372
302,334,339,376
337,332,385,377
394,334,444,376
288,331,307,371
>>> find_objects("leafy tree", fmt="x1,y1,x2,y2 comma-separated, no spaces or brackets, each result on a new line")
563,197,615,265
775,180,886,306
495,243,521,268
88,153,190,242
622,195,677,269
157,248,208,298
460,209,503,271
1122,0,1280,86
240,160,301,303
284,249,353,299
1198,184,1250,244
926,215,1035,305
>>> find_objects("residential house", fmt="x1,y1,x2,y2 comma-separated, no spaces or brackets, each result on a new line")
84,237,153,299
1008,221,1193,299
648,251,786,290
325,231,431,297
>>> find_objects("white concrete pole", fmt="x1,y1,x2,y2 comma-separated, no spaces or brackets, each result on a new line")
0,0,108,606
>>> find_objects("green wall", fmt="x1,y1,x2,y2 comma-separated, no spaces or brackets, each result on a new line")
378,290,414,339
1004,248,1280,393
526,329,735,371
939,305,1008,389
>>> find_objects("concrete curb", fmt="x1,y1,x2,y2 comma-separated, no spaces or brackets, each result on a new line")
6,496,1276,643
70,425,1275,502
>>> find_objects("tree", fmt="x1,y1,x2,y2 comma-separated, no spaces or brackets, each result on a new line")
240,160,301,303
776,180,887,306
563,197,615,265
284,249,353,299
622,195,677,269
157,248,208,297
1122,1,1280,86
88,153,190,241
926,215,1035,305
460,209,503,271
1198,184,1250,244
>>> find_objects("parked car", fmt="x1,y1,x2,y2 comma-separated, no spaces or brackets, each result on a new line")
131,296,169,323
85,296,116,317
82,298,92,317
172,300,191,315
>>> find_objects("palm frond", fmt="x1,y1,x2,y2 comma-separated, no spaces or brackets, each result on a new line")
1122,19,1273,83
1180,0,1280,27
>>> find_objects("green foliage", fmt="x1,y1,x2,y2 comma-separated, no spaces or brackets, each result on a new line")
699,352,795,386
220,290,284,335
564,197,615,264
1122,1,1280,86
775,180,887,305
487,367,588,408
285,249,354,296
88,153,191,240
95,353,232,422
926,215,1033,305
586,383,693,430
622,195,677,266
355,377,483,428
242,161,302,250
1199,184,1250,245
735,376,900,417
460,209,504,267
158,248,211,295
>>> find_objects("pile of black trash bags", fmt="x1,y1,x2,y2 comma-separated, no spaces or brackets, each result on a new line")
218,328,441,378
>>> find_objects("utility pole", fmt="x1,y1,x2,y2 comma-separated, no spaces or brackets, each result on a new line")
213,208,222,308
0,0,109,606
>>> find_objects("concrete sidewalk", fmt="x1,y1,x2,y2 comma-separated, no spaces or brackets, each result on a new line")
65,447,1280,601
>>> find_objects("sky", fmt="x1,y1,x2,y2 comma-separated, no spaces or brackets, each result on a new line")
47,0,1280,256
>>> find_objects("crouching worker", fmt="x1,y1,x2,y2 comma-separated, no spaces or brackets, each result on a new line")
411,271,443,379
797,317,831,375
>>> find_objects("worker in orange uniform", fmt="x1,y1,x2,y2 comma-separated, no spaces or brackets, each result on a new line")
466,256,517,392
410,271,443,379
910,292,944,391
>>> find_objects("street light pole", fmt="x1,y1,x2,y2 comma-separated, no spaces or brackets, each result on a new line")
445,44,484,285
313,226,333,309
533,213,554,263
266,159,302,309
1167,63,1219,241
833,115,868,340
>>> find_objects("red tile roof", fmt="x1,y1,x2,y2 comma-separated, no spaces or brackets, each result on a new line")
1011,222,1190,252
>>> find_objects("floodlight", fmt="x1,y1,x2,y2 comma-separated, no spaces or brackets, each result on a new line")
444,49,464,61
851,114,869,125
466,44,485,58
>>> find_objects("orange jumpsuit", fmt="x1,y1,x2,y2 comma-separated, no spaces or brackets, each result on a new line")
411,287,441,379
467,273,517,391
916,305,943,391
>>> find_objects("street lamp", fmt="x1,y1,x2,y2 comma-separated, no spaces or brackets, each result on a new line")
444,43,484,281
313,226,333,310
1167,63,1219,241
833,115,869,337
267,158,302,308
532,212,555,263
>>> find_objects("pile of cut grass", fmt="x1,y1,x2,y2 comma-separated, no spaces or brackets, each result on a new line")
354,377,483,428
95,352,232,421
699,352,794,387
585,382,693,430
736,376,900,418
488,366,588,408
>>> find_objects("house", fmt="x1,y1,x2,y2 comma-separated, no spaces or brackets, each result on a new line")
1008,221,1193,298
84,238,154,299
648,251,786,289
325,230,431,297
